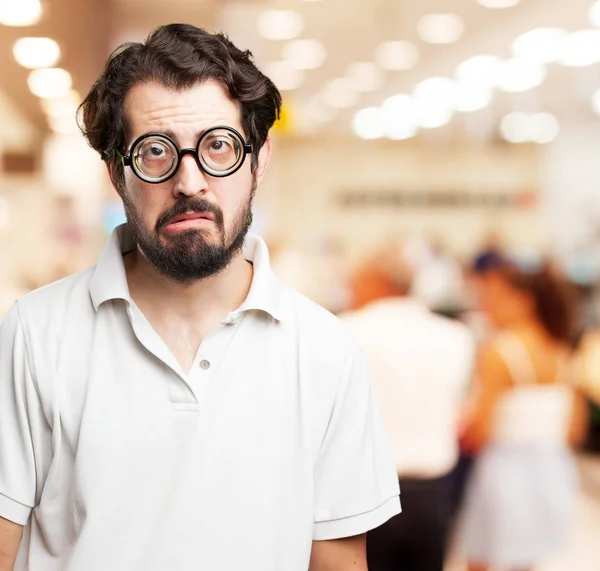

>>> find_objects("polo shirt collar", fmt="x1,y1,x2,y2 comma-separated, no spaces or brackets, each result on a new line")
89,224,133,309
235,233,285,322
89,224,285,321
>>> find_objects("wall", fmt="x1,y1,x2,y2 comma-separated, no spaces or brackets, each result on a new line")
258,135,544,261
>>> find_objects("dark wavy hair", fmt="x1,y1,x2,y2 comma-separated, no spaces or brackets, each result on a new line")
473,252,578,343
78,23,282,189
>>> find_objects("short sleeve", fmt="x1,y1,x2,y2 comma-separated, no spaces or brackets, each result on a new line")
0,303,50,525
313,339,401,540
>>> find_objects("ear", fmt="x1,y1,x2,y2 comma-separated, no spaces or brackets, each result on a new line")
106,161,124,197
254,137,272,186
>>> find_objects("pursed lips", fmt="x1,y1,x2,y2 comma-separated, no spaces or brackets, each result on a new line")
166,211,215,225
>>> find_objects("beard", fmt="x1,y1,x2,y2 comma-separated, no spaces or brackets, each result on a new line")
122,183,255,283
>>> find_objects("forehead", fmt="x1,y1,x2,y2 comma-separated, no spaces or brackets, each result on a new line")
124,80,242,139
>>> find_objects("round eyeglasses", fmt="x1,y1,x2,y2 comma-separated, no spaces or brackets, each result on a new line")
121,126,253,184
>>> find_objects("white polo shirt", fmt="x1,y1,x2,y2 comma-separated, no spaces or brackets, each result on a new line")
0,225,400,571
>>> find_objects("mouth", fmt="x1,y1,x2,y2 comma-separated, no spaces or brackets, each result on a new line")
164,211,215,232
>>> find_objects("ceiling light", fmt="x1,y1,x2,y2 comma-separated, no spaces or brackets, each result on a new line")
412,76,492,116
375,40,420,71
305,96,337,123
558,30,600,67
414,77,455,109
28,68,73,99
500,112,530,143
477,0,520,7
48,114,81,136
386,124,418,141
257,10,304,41
456,55,503,89
529,112,559,144
281,39,326,70
416,105,454,129
0,0,42,26
417,13,465,45
512,28,568,64
497,59,546,92
499,111,559,144
352,107,384,140
321,78,359,109
13,37,60,69
380,95,419,140
345,62,385,92
263,61,304,91
454,82,493,113
412,79,456,128
41,90,81,119
589,1,600,28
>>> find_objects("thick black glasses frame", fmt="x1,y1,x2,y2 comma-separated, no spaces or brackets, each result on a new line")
121,125,253,183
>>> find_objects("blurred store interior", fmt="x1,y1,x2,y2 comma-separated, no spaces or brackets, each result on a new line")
3,0,600,569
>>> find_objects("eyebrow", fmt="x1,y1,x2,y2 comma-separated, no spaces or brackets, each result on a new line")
130,127,232,148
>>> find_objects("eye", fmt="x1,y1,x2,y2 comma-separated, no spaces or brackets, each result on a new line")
199,129,244,172
143,143,170,160
210,139,231,153
133,136,177,179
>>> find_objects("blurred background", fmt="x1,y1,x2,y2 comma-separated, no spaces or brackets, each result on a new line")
3,0,600,569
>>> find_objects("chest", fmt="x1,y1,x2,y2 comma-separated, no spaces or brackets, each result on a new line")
38,307,337,473
138,308,226,375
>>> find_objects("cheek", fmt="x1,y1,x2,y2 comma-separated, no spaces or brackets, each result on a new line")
124,179,172,225
218,174,253,214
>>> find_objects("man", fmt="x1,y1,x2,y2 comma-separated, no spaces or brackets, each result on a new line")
341,241,475,571
0,24,400,571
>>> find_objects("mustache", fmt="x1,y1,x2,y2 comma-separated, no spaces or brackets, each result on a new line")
155,198,224,231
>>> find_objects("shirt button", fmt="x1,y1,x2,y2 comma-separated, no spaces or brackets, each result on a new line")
199,359,211,370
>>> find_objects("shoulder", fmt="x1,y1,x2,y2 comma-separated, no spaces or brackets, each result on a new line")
12,267,96,330
282,285,356,340
429,313,475,349
477,335,513,385
279,285,362,365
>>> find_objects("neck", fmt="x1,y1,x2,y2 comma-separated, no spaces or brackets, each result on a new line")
507,316,553,342
124,247,253,321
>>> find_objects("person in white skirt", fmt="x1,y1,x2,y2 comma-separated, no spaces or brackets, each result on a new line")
457,253,588,571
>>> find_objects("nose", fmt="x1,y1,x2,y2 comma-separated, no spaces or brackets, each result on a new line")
173,151,209,198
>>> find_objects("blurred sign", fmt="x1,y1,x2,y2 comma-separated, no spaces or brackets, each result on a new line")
337,188,538,209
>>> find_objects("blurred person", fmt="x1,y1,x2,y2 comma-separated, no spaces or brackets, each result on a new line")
461,240,514,346
0,24,400,571
347,249,399,310
574,328,600,406
341,241,476,571
573,328,600,451
457,253,588,571
411,237,465,316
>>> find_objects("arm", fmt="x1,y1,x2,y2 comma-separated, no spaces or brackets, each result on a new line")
0,304,49,562
0,517,22,571
459,345,511,454
568,388,589,448
311,334,399,550
309,535,367,571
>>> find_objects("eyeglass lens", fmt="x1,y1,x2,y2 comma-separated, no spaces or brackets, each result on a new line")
132,128,244,181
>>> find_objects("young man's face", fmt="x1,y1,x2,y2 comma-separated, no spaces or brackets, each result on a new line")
112,79,270,282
